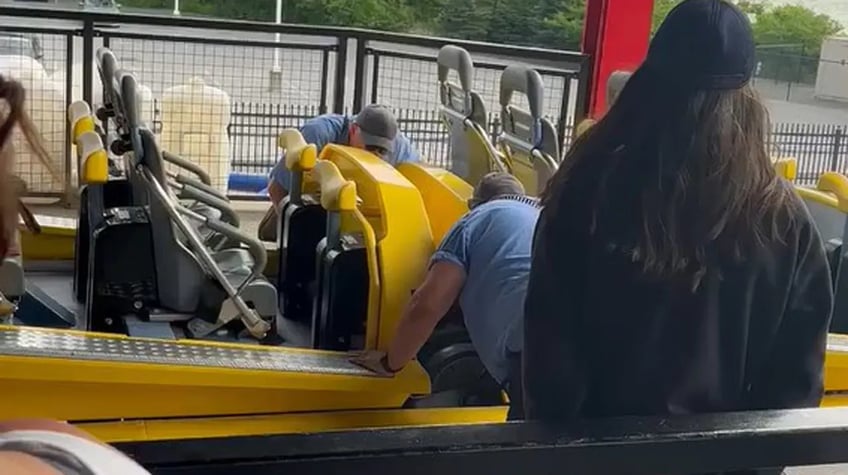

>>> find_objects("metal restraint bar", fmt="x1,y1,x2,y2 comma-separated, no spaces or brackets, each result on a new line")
0,326,370,375
118,407,848,474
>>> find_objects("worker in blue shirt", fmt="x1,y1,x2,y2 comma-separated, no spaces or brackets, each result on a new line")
259,104,420,241
352,172,539,420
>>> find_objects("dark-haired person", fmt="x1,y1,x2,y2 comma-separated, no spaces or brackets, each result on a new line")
352,173,538,420
258,104,420,241
0,77,150,473
523,0,833,434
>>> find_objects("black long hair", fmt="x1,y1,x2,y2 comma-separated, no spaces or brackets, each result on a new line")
542,66,795,289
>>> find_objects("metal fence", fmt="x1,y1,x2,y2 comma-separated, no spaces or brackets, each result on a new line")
0,4,588,200
2,5,846,200
225,104,578,175
754,46,848,107
774,123,847,185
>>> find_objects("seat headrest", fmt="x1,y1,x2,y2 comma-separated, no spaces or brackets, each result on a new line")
278,128,318,172
606,70,632,108
68,101,95,143
437,45,474,92
500,65,545,120
773,157,797,182
77,131,104,158
78,131,108,184
68,100,91,124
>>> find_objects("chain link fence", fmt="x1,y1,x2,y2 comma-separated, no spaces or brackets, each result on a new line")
0,6,586,199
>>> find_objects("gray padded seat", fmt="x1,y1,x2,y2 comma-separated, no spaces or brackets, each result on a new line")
496,65,559,196
607,70,632,109
0,255,24,298
438,45,507,186
136,128,276,320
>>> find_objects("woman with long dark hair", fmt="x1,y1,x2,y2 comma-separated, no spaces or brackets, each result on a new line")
523,0,833,423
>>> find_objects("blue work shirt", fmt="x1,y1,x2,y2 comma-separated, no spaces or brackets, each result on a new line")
269,113,420,190
431,198,540,384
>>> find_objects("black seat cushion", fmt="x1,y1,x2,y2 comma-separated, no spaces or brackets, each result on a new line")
278,202,327,323
312,236,368,351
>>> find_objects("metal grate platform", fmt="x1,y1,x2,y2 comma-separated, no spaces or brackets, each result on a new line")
0,327,372,376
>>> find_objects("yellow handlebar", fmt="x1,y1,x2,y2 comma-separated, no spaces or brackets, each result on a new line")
312,160,357,212
278,128,318,172
78,131,108,184
773,157,797,182
68,101,95,145
67,100,90,124
818,172,848,213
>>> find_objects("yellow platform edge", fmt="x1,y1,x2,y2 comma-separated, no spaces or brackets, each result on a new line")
80,406,508,443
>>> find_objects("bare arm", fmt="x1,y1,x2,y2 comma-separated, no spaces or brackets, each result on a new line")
386,262,465,370
0,452,61,475
267,179,288,209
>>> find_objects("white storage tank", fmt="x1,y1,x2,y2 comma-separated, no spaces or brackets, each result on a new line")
815,37,848,103
51,60,102,106
160,77,231,193
0,55,66,194
137,83,154,129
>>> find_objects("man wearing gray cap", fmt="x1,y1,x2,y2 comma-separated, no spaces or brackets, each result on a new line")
352,172,539,420
260,104,420,241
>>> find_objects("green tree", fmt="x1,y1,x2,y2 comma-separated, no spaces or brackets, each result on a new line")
120,0,414,29
485,0,548,46
737,0,765,16
537,0,584,49
406,0,446,33
317,0,414,31
753,5,843,55
753,4,843,83
439,0,491,40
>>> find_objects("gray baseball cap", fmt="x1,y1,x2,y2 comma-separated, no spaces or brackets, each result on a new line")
468,172,525,208
353,104,398,151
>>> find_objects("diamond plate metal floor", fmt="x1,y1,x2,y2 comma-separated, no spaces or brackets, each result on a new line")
0,326,370,376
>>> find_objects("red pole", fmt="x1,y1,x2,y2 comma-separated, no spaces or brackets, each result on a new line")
581,0,655,118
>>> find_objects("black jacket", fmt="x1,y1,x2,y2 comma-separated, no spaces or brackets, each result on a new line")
522,195,834,472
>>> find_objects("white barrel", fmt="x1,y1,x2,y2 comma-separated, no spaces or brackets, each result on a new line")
0,55,65,194
137,83,154,129
51,60,103,107
160,77,231,193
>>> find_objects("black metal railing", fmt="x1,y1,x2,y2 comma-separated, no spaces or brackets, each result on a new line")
225,105,578,175
116,407,848,474
774,123,847,185
0,4,589,200
1,5,846,199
